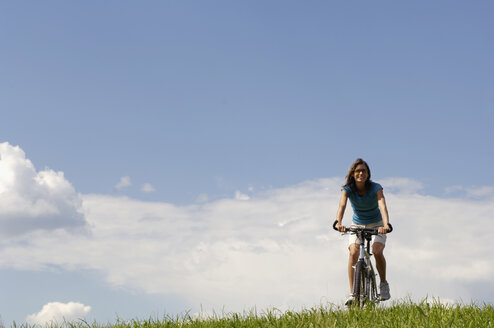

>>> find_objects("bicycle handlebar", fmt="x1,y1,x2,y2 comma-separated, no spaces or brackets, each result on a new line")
332,220,393,234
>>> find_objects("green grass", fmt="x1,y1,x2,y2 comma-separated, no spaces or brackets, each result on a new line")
13,300,494,328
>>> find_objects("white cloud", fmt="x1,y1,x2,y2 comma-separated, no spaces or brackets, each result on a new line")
115,176,132,190
444,185,494,199
379,177,424,194
2,176,492,312
444,185,464,194
234,190,250,200
141,183,155,193
25,302,91,326
0,145,492,314
465,186,494,198
0,142,86,239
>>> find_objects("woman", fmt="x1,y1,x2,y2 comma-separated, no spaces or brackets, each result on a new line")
335,158,391,305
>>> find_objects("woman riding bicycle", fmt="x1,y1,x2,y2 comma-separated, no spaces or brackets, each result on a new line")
334,158,391,305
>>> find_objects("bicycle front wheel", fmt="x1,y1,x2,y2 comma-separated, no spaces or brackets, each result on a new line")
353,260,366,307
366,268,378,303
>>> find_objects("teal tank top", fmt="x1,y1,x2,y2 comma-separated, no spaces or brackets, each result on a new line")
342,181,383,225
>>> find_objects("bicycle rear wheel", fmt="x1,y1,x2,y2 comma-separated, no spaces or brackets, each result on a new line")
353,260,366,307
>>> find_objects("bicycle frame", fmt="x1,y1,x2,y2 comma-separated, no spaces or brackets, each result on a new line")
353,230,379,306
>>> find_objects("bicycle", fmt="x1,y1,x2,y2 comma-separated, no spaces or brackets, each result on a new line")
332,220,393,307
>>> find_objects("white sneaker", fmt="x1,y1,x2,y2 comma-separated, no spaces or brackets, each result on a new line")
379,282,391,300
345,294,354,306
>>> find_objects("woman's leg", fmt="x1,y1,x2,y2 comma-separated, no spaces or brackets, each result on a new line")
373,241,391,300
372,242,386,283
348,243,359,292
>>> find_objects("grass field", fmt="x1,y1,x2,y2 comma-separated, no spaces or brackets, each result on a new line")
12,300,494,328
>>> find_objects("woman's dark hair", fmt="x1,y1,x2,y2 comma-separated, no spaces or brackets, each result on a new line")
343,158,372,192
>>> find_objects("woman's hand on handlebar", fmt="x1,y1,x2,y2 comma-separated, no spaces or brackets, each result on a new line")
378,223,392,234
333,220,346,232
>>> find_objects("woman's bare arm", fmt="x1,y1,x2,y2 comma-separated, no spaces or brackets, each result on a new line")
335,190,348,232
377,188,391,234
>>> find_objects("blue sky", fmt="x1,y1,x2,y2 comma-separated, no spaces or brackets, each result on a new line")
1,1,493,324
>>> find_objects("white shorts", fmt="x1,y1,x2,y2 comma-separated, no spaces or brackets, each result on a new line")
348,221,387,247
